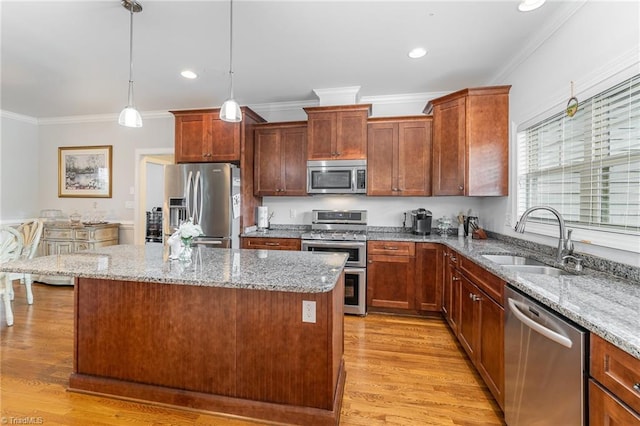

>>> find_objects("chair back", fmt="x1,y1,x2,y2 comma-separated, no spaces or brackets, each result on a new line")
17,219,43,260
0,226,24,265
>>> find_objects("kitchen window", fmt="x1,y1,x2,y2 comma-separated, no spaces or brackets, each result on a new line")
517,74,640,252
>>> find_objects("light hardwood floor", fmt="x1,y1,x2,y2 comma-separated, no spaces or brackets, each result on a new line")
1,282,504,425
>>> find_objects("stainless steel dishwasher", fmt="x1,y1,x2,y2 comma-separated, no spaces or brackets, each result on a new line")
504,286,587,425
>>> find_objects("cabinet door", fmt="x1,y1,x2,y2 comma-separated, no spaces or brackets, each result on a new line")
280,126,307,195
335,110,367,159
397,120,432,196
367,254,415,310
458,275,479,360
477,292,504,409
367,122,396,195
415,243,442,312
175,114,210,163
432,97,466,195
590,380,640,426
442,251,461,334
307,112,336,160
254,129,283,195
209,115,241,161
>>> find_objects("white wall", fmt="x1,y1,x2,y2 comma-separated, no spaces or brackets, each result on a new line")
480,1,640,266
36,114,174,223
0,113,40,223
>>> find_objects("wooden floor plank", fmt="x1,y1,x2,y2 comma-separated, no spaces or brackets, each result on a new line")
1,282,503,425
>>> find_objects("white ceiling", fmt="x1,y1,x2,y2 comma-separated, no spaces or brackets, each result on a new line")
1,0,581,119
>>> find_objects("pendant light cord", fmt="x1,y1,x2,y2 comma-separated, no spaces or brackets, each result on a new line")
228,0,234,98
127,3,135,106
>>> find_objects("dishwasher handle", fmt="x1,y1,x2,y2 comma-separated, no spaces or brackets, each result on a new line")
508,298,573,349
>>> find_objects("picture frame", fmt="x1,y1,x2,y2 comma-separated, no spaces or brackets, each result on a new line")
58,145,112,198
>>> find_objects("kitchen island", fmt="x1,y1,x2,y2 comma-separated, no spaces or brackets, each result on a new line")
1,244,348,425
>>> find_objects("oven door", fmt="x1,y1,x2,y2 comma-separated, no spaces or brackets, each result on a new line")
343,267,366,316
300,240,366,267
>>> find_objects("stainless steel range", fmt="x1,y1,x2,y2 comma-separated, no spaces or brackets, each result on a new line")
301,210,367,316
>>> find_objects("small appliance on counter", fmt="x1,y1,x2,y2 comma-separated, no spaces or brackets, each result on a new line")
404,209,432,235
256,206,271,232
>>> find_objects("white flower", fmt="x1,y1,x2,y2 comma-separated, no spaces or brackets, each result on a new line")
179,218,203,240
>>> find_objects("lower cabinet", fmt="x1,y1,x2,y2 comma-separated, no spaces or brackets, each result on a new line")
240,237,301,251
443,249,505,410
367,241,416,310
589,334,640,425
415,243,442,312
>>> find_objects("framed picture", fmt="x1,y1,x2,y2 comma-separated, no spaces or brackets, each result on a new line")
58,145,112,198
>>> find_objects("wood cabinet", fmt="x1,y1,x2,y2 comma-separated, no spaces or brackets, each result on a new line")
414,243,441,312
425,86,511,196
367,241,415,311
442,247,461,334
589,334,640,424
170,107,265,229
254,122,307,196
367,117,432,196
442,250,505,409
241,237,301,251
303,104,371,160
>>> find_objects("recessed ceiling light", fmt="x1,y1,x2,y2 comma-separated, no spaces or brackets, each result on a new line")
518,0,545,12
180,70,198,79
408,47,428,59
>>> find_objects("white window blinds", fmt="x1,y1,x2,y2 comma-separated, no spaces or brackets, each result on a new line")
517,75,640,239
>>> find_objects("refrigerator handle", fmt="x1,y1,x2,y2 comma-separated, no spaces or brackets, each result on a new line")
185,171,193,221
194,170,203,225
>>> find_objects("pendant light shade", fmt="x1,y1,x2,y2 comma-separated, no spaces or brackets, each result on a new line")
219,0,242,123
119,0,143,128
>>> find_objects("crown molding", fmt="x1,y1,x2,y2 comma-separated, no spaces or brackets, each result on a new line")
490,0,587,85
0,110,38,125
361,91,450,105
37,110,172,126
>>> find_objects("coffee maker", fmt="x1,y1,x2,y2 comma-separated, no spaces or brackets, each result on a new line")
405,208,432,235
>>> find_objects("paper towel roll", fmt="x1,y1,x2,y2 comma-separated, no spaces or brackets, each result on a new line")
257,206,269,229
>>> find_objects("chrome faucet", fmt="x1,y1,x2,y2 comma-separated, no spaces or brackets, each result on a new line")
514,206,572,264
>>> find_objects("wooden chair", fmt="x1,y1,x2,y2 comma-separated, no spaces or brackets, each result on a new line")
8,219,43,305
1,226,24,326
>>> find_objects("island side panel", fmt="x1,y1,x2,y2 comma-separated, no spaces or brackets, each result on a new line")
330,273,345,402
235,288,332,409
73,278,237,396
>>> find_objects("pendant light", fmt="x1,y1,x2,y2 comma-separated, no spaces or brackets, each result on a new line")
219,0,242,122
118,0,143,128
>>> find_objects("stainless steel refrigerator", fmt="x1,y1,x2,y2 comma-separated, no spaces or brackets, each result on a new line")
163,163,241,248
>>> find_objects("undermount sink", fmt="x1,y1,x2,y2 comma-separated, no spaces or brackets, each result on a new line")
482,254,546,266
502,264,572,276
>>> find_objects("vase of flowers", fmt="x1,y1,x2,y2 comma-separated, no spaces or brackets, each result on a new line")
178,218,203,262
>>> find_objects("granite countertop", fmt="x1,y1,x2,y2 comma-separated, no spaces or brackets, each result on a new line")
0,244,348,294
369,231,640,359
244,229,640,358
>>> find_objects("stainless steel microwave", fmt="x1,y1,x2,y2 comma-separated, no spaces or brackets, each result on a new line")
307,160,367,194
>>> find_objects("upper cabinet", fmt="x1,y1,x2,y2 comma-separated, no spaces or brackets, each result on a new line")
171,108,265,163
303,104,371,160
425,86,511,196
367,116,432,196
254,122,307,196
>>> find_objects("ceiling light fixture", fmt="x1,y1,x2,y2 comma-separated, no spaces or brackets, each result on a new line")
518,0,546,12
219,0,242,122
180,70,198,79
118,0,143,128
408,47,428,59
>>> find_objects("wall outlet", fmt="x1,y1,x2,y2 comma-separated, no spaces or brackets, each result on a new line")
302,300,316,323
290,209,297,219
125,201,134,209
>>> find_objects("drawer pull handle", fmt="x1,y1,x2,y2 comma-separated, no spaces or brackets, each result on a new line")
634,383,640,393
383,246,398,250
265,242,280,246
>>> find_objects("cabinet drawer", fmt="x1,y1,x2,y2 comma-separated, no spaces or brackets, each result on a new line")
367,241,415,257
242,237,301,251
44,228,74,239
591,334,640,414
459,255,504,306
